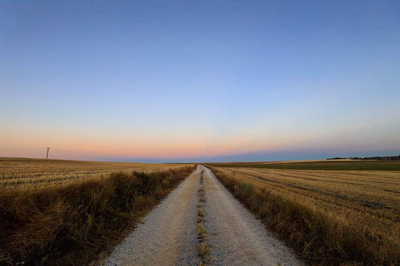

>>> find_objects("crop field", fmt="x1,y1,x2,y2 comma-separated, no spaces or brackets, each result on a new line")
210,161,400,265
0,157,194,265
0,157,188,188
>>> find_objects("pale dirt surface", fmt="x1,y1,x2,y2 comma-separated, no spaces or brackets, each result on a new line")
102,165,300,266
201,166,300,266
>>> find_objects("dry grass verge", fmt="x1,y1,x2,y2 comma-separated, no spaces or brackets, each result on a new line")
196,171,211,265
0,166,194,266
210,167,400,266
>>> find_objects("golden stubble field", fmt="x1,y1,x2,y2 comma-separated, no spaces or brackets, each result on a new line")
213,164,400,265
0,157,189,189
210,160,400,265
215,166,400,233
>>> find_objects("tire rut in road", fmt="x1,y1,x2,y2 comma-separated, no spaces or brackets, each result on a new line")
102,166,202,266
201,166,300,266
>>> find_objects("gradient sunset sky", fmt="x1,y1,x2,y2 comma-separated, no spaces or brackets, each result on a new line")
1,1,399,162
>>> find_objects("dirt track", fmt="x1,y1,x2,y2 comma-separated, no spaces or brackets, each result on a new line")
102,165,299,266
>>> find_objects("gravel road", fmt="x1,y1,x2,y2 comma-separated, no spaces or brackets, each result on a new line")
101,165,300,266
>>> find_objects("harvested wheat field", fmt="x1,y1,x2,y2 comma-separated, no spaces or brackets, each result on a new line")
0,157,188,189
209,161,400,265
0,157,194,265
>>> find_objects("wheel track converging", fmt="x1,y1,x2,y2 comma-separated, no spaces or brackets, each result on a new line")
102,166,202,266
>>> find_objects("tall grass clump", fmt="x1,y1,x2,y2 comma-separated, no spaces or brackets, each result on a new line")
0,166,194,266
210,167,400,266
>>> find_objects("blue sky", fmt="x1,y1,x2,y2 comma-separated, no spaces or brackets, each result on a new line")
1,0,399,162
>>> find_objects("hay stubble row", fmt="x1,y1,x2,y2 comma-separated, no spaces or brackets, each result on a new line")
0,158,188,189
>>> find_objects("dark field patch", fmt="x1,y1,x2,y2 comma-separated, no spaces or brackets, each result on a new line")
210,160,400,171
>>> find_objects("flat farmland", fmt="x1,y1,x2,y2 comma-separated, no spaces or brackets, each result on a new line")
214,166,400,226
210,161,400,265
213,159,400,171
0,157,188,188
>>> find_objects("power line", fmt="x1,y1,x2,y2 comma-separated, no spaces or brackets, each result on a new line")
0,147,114,162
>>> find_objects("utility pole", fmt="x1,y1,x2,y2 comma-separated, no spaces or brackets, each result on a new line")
46,147,50,159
